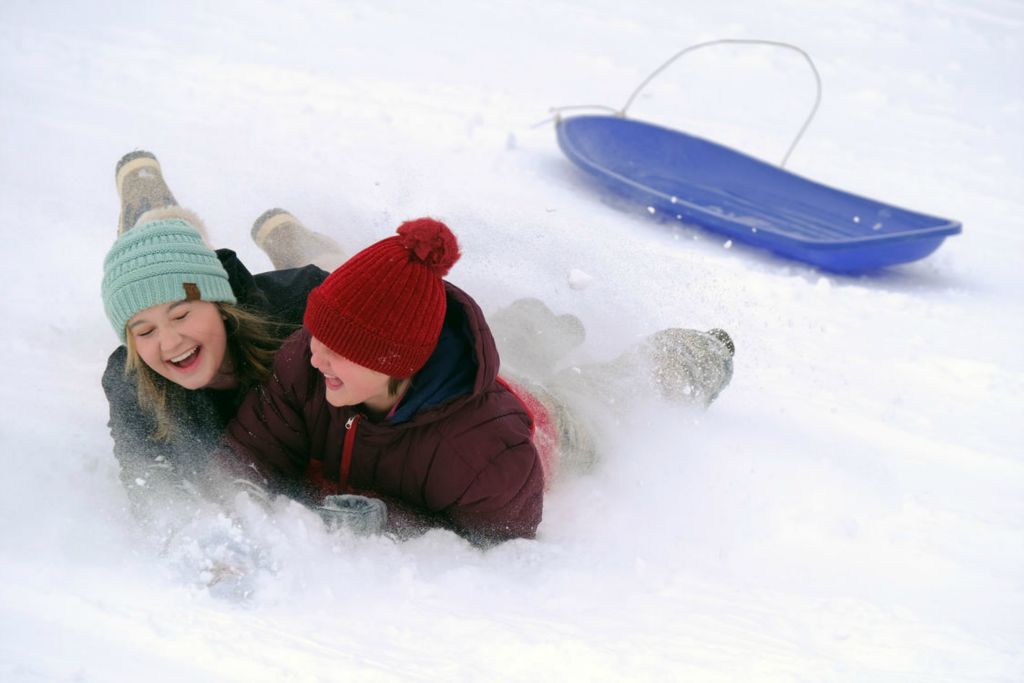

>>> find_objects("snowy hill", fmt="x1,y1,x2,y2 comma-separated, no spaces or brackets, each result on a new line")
1,1,1021,681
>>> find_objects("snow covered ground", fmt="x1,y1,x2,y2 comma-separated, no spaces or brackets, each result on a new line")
1,0,1022,680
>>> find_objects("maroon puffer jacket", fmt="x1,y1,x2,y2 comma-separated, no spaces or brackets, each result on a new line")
219,283,544,542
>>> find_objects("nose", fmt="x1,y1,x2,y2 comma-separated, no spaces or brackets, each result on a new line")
158,326,183,352
309,337,325,370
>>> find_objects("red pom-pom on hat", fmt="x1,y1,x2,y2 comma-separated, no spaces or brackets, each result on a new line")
396,218,460,277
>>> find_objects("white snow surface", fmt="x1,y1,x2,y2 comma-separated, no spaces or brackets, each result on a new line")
1,1,1022,681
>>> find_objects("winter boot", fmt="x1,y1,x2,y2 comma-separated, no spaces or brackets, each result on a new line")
548,327,735,410
115,151,179,234
489,297,586,380
251,208,347,272
641,327,735,405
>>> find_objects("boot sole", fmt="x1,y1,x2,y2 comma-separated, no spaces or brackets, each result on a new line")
115,151,178,234
707,328,735,357
251,208,296,247
115,151,160,189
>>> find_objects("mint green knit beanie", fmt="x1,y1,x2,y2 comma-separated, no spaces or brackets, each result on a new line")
101,218,236,343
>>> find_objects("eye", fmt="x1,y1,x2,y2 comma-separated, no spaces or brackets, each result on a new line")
133,327,155,338
172,311,190,321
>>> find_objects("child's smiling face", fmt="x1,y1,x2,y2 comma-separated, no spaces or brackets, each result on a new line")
126,299,233,390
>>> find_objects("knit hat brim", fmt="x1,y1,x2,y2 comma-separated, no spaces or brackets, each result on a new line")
101,218,236,342
304,287,438,378
106,272,236,343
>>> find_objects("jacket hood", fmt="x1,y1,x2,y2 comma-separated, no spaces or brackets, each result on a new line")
388,281,499,424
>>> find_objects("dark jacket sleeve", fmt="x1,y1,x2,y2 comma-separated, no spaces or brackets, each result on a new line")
447,441,544,543
217,248,327,325
101,347,202,526
251,264,328,324
215,330,316,497
426,393,544,543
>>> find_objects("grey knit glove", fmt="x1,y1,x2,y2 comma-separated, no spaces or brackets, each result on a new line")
317,495,388,536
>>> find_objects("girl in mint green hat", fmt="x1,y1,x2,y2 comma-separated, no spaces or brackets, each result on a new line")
101,151,341,529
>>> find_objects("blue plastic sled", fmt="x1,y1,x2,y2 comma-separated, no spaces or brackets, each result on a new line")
556,115,962,272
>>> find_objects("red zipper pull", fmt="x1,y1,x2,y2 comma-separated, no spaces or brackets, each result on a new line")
339,414,360,490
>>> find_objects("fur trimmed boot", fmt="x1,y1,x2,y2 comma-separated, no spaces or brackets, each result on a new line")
116,151,179,234
251,208,347,272
134,206,213,246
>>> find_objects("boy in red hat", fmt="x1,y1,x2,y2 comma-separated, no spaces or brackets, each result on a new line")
218,218,546,543
219,214,736,545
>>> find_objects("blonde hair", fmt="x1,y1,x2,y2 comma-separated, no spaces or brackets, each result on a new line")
124,302,290,441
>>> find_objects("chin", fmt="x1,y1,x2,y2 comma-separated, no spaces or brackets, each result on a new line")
172,368,217,391
324,391,348,408
179,377,210,391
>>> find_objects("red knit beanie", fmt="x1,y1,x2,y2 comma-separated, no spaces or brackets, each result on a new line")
304,218,461,377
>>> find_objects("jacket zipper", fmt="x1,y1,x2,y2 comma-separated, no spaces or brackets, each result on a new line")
339,414,360,491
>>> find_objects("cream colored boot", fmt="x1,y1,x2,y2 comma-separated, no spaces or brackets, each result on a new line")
115,151,179,234
251,208,347,272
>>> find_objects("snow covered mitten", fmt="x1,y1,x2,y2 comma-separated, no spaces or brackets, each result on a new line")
317,494,388,536
489,298,586,379
251,208,347,272
115,150,179,234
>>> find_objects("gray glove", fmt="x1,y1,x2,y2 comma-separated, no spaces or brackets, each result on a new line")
316,494,388,536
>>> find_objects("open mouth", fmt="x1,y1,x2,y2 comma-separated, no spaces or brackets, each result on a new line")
168,346,201,370
323,374,343,391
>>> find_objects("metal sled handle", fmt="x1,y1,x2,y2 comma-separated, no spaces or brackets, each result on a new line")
619,39,823,168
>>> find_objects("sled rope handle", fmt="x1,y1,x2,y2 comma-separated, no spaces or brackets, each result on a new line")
620,39,822,167
542,39,822,168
